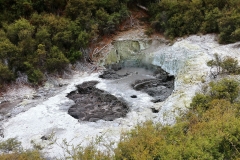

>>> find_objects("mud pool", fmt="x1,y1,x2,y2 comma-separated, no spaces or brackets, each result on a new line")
67,63,174,122
67,81,129,122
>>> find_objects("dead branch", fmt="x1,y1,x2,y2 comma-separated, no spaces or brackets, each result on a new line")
137,4,149,12
129,15,134,27
92,44,110,56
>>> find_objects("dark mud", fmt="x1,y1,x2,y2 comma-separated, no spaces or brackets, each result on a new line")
132,76,174,103
99,69,130,79
67,81,129,122
99,63,129,79
99,63,174,103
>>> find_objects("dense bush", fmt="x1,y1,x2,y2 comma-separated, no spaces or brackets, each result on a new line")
146,0,240,43
0,0,130,85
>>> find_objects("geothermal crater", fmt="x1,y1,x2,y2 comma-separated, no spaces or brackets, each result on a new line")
1,34,225,159
67,61,174,122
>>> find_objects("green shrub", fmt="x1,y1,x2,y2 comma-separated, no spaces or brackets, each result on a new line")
207,54,240,77
23,62,44,84
115,121,164,160
144,27,154,36
218,13,240,44
221,56,239,74
27,69,44,84
60,139,112,160
66,50,82,63
0,62,14,83
0,138,44,160
0,138,21,153
200,8,222,33
46,46,69,72
209,78,240,103
190,93,210,114
0,150,43,160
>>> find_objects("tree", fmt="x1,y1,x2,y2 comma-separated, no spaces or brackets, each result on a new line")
218,13,240,44
209,78,239,103
36,44,47,67
46,46,69,72
35,26,51,49
23,61,44,84
76,31,90,48
65,0,96,20
0,62,14,83
200,8,222,33
190,93,210,114
6,18,35,45
0,30,18,60
52,30,74,50
221,56,239,74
